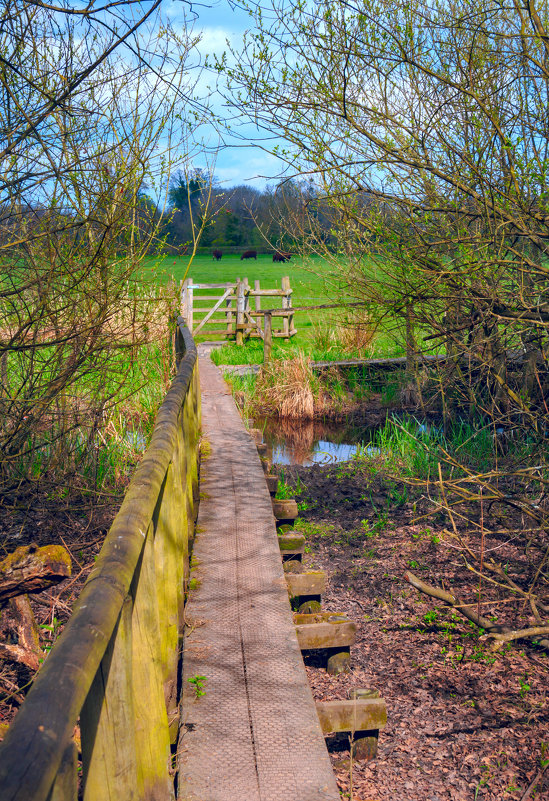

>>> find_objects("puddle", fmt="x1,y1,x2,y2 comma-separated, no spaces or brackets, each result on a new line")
252,416,383,466
125,429,147,452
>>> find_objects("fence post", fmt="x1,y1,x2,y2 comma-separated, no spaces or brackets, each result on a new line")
281,276,291,340
263,311,273,364
254,279,261,313
180,279,185,319
287,277,294,336
186,278,194,335
236,279,244,346
243,278,250,338
226,287,234,336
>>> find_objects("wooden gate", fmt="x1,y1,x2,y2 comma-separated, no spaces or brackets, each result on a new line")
181,276,296,343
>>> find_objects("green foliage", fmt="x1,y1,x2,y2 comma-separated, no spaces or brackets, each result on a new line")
187,674,207,699
39,616,63,662
275,469,294,499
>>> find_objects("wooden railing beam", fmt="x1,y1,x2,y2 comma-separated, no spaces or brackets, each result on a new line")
0,322,199,801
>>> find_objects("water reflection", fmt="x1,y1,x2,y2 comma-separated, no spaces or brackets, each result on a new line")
253,416,381,466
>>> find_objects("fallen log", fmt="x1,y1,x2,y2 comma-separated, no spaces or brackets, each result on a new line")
404,570,549,650
0,544,71,604
0,596,41,672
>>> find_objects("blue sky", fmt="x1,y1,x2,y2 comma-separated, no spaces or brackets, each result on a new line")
165,0,287,190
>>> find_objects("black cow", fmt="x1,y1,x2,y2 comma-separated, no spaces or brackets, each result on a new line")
212,249,223,261
240,249,257,260
273,251,292,263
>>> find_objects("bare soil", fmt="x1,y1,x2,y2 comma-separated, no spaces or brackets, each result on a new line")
282,462,549,801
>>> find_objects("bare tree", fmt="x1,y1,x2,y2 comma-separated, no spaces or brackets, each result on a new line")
226,0,549,420
224,0,549,642
0,1,205,496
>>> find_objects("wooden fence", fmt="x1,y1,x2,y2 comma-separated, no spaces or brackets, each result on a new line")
0,320,200,801
181,276,297,344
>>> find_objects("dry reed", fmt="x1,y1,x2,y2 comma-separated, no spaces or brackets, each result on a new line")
254,352,317,419
311,312,376,356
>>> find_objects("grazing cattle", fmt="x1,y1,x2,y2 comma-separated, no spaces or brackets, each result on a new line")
212,249,223,261
240,249,257,260
273,251,292,263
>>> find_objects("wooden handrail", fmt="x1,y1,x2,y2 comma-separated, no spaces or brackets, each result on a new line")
0,320,200,801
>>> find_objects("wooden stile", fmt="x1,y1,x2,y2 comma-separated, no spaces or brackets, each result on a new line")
180,277,296,343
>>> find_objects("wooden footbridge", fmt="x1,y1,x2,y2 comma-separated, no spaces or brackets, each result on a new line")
0,321,385,800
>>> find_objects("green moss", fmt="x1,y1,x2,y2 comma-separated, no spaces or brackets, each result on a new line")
277,533,306,550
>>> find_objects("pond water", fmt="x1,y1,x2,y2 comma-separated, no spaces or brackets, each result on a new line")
252,415,384,466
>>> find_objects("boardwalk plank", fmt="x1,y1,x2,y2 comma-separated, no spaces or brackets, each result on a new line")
178,349,339,801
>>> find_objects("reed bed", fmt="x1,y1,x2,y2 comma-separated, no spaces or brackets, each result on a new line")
255,352,318,419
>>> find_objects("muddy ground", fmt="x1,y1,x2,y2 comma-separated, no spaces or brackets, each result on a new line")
0,499,115,727
281,462,549,801
0,456,547,801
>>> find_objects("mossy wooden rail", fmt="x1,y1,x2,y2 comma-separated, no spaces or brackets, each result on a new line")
0,320,200,801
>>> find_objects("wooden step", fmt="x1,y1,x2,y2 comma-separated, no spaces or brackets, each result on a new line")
316,697,386,734
315,695,387,762
278,532,305,559
272,498,298,521
293,613,356,651
285,570,325,598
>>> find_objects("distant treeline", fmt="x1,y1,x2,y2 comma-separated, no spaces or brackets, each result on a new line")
160,169,348,253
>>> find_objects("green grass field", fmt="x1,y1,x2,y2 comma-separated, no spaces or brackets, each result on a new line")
142,252,405,361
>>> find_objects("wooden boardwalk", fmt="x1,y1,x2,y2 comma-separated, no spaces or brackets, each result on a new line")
220,353,447,376
177,347,340,801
